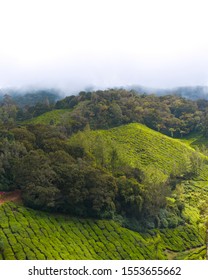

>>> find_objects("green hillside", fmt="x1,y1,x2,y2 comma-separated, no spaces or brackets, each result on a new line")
70,123,204,176
0,202,205,260
24,109,71,125
68,123,208,249
1,89,208,260
0,123,207,260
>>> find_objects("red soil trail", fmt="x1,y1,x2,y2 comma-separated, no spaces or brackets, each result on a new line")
0,190,22,205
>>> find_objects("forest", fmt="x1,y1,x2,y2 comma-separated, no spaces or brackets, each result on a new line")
0,88,208,259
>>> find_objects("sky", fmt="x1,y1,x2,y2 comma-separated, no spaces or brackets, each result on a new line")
0,0,208,93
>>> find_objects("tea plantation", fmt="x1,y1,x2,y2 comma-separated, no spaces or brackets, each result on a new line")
69,123,199,175
1,114,207,260
0,202,206,260
23,109,71,125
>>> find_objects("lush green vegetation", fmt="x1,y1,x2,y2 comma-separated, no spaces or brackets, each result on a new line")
0,202,205,260
23,109,71,125
9,88,208,138
70,123,197,174
1,121,205,228
0,88,208,260
54,89,208,137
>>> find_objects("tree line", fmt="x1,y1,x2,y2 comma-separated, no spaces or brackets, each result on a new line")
2,89,208,138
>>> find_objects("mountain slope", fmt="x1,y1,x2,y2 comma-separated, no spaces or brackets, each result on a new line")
70,123,199,176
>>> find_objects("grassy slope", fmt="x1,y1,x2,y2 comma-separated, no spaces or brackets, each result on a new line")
71,123,198,175
24,100,90,126
24,109,71,125
71,123,208,182
0,202,205,260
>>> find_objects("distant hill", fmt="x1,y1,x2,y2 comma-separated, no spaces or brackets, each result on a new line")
2,85,208,106
124,85,208,100
0,88,62,107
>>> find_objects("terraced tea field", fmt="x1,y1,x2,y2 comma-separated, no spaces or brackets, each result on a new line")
0,202,206,260
24,109,71,125
70,123,201,175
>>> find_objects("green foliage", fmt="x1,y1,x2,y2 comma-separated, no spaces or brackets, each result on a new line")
116,176,143,219
14,149,56,188
142,167,170,218
189,150,205,177
69,123,194,176
0,119,206,226
0,202,205,260
51,89,204,137
53,162,117,218
0,202,152,260
24,109,71,125
0,90,208,261
22,185,60,210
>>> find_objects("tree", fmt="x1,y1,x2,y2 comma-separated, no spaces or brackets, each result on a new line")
108,102,123,126
0,95,17,128
110,148,119,173
22,184,60,210
93,136,106,167
52,159,117,218
85,169,117,218
0,138,27,191
116,176,143,219
142,167,170,218
189,150,204,177
10,127,36,150
169,128,176,137
13,150,55,188
203,109,208,137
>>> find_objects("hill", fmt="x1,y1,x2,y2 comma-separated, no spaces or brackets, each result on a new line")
0,89,61,107
3,88,208,139
0,89,208,260
23,109,71,125
69,123,202,176
126,85,208,100
68,123,208,247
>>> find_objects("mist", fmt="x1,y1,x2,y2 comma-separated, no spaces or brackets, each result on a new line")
1,0,208,94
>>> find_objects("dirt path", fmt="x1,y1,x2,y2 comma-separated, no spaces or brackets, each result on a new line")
0,190,22,205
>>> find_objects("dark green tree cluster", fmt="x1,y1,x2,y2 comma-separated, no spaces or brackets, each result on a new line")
2,89,208,137
0,125,116,218
55,89,208,137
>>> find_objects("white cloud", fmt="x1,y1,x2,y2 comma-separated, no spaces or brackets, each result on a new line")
0,0,208,90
